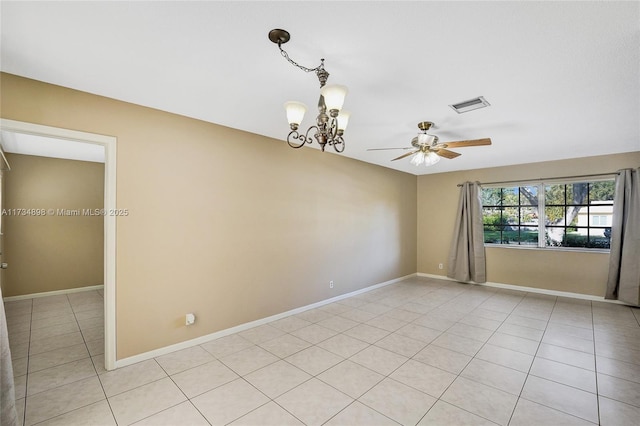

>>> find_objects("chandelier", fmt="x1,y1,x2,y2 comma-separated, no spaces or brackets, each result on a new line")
268,29,350,153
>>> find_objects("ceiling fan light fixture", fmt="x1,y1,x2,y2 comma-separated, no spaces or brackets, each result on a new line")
410,151,425,166
423,151,441,166
449,96,490,114
410,151,440,167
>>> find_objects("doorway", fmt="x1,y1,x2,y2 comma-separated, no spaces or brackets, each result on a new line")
0,119,116,370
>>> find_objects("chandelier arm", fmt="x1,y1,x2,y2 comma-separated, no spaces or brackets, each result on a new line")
327,117,339,140
312,126,330,152
306,125,319,142
332,136,345,153
286,130,308,149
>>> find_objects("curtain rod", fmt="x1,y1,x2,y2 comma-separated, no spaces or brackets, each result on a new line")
456,171,620,187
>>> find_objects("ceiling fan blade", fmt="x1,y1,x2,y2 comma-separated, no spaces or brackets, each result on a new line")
392,150,420,161
434,148,461,159
367,147,414,151
438,138,492,148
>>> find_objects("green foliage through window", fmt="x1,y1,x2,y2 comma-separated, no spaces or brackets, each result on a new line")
482,180,614,249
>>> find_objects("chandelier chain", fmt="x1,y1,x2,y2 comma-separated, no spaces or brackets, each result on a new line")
278,45,322,73
278,44,329,87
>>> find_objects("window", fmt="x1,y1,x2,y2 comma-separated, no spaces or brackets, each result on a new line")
482,179,614,249
592,215,607,226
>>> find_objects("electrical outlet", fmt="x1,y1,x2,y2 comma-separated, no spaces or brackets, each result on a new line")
438,263,443,270
329,280,334,289
185,313,195,325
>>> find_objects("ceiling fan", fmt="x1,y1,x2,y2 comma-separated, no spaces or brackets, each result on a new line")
368,121,492,166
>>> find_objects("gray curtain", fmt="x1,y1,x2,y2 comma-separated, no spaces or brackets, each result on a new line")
447,181,486,283
606,168,640,305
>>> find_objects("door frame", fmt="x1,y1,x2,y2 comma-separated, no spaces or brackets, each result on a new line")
0,119,117,370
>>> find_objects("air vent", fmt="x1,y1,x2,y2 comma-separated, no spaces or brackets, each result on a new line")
449,96,490,114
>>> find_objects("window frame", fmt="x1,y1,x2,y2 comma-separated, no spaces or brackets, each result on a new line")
481,178,614,252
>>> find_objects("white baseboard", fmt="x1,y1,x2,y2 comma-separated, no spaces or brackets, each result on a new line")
114,273,417,369
2,285,104,302
417,273,627,305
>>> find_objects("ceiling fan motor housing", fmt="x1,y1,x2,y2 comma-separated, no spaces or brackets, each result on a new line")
412,133,438,148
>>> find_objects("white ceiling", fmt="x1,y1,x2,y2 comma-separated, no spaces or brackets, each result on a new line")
1,1,638,175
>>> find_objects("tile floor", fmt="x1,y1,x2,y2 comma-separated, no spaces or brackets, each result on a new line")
5,277,640,425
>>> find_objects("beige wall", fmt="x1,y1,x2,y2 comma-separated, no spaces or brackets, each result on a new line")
0,73,417,358
3,153,104,296
418,152,640,296
1,171,6,295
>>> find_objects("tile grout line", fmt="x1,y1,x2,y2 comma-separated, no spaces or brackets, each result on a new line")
421,291,533,424
591,300,602,426
74,291,119,426
404,288,517,425
153,358,214,426
209,288,433,424
284,298,433,425
22,298,34,426
510,296,601,425
202,334,309,424
460,290,532,426
32,293,102,422
415,287,531,425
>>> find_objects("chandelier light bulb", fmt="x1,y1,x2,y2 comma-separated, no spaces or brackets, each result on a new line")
320,84,348,112
284,101,307,128
337,111,351,132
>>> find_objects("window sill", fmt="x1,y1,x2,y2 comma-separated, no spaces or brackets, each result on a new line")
484,244,610,254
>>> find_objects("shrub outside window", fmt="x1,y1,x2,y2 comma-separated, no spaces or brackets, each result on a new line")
482,180,614,249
